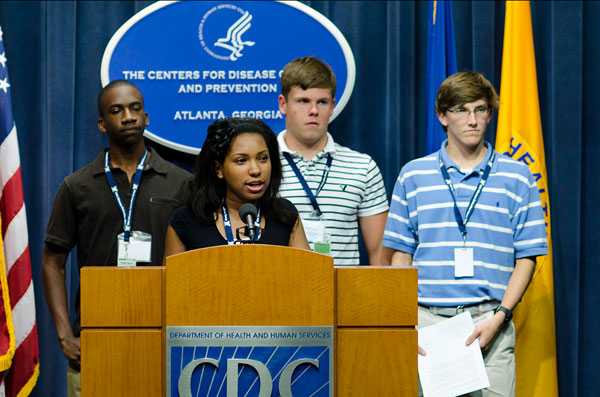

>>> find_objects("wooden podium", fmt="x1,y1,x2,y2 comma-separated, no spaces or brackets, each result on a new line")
81,245,417,396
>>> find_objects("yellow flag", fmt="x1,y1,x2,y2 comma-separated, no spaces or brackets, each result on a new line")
0,214,16,370
496,2,558,396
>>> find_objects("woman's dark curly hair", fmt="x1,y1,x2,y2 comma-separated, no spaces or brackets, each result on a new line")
188,118,295,226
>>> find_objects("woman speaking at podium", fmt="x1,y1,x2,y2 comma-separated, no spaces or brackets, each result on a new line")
164,118,309,255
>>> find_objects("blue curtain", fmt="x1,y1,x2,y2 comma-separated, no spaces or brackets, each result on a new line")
0,1,594,395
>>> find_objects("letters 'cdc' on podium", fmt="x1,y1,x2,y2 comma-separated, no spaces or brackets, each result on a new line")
80,245,417,396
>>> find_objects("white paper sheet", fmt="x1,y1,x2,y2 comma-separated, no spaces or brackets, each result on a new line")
418,312,490,397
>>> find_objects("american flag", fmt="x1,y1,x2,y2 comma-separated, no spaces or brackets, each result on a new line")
0,26,40,396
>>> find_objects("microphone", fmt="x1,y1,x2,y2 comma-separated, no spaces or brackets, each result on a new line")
238,203,258,241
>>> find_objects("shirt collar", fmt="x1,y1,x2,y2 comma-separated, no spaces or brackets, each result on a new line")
92,147,168,176
439,140,493,173
278,130,336,159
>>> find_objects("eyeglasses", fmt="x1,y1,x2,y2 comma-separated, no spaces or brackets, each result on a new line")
446,105,490,119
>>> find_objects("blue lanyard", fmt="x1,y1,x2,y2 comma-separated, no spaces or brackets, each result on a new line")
282,152,332,217
104,150,148,242
221,205,261,245
439,151,495,242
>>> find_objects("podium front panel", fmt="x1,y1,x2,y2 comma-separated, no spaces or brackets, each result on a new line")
335,266,418,396
165,245,335,396
165,245,334,325
81,266,163,327
336,266,417,326
336,328,417,396
81,329,162,397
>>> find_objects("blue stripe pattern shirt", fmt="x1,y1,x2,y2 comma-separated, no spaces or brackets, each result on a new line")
384,141,547,306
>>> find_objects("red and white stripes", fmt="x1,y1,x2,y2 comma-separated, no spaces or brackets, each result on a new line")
0,123,39,396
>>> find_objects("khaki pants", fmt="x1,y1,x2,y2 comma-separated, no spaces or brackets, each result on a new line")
418,306,516,397
67,367,80,397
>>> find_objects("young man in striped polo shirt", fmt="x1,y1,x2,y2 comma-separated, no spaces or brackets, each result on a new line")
384,72,547,396
277,56,389,266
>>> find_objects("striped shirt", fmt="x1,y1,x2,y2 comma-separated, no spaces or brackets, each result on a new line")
278,132,389,265
384,141,547,306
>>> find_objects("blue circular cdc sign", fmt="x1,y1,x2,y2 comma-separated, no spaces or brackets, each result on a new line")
101,1,356,154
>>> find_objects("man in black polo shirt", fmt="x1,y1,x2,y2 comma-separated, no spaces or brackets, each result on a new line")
42,80,191,396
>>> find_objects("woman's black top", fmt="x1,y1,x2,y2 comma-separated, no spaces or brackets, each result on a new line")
170,198,298,249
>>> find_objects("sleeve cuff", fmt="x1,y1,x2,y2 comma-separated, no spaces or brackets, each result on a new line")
515,246,548,259
358,203,389,218
44,236,73,252
383,238,416,255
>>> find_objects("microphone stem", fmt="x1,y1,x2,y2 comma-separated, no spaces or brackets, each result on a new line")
246,214,256,241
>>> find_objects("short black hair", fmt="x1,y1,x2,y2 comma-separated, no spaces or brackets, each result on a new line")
97,80,143,116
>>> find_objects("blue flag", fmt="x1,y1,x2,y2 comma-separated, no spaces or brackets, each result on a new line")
424,0,458,155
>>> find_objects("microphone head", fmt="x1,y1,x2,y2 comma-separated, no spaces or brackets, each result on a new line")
239,203,258,220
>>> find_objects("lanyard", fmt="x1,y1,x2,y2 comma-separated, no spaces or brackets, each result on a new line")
221,205,261,245
283,152,332,217
104,150,148,242
439,151,495,242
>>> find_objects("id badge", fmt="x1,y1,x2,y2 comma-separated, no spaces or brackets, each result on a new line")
454,247,474,277
117,231,152,267
302,219,331,255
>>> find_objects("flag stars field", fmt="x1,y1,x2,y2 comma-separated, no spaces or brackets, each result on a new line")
0,78,10,94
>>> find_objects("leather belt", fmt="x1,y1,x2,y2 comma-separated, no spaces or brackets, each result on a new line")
419,300,499,317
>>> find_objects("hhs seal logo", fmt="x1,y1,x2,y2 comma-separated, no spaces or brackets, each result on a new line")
199,4,256,61
167,326,333,396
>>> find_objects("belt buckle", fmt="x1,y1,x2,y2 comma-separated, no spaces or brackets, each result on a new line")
455,305,465,315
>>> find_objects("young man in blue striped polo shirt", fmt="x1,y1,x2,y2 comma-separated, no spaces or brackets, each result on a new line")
277,56,389,266
384,72,547,396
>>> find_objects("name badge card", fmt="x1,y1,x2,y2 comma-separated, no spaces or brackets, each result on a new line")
302,220,331,255
454,247,474,277
117,231,152,267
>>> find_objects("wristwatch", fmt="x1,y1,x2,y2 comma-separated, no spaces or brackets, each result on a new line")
494,305,513,322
